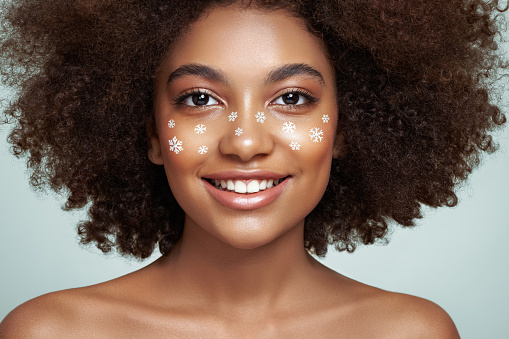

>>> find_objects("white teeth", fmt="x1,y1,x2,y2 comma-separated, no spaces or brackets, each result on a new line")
234,180,247,193
247,180,260,193
209,178,285,193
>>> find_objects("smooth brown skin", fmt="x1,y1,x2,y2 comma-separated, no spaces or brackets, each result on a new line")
0,6,460,339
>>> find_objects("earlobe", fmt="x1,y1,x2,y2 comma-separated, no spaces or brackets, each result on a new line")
333,132,346,158
148,135,164,165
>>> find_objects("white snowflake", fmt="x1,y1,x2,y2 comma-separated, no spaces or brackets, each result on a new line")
228,112,238,122
282,121,296,133
255,111,266,123
168,119,175,128
309,127,324,143
322,114,330,123
198,146,208,154
234,127,243,136
194,124,206,134
289,141,301,150
168,136,183,154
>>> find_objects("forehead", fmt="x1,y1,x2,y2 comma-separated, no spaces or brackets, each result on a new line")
163,6,333,82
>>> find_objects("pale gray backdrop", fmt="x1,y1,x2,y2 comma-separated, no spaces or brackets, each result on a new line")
1,17,508,339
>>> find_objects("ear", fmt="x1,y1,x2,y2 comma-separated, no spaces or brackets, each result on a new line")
333,132,346,159
148,134,164,165
146,117,164,165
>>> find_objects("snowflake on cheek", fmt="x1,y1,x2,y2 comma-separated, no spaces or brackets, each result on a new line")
309,127,323,143
282,121,296,133
168,136,183,154
289,141,301,150
322,114,330,123
198,146,208,154
235,127,243,136
168,119,176,128
194,124,206,134
255,111,266,123
228,112,238,122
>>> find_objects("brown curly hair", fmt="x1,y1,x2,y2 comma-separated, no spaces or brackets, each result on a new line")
0,0,506,258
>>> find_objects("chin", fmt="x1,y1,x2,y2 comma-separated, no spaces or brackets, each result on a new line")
210,217,303,251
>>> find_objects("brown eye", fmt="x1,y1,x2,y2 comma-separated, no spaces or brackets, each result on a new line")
282,93,300,105
182,92,219,106
193,93,209,105
272,91,313,106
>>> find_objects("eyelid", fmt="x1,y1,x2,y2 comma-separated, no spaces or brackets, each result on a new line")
172,88,224,107
269,88,319,107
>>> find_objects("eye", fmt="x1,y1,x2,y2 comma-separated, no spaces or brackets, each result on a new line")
182,93,219,106
172,89,221,107
271,90,317,107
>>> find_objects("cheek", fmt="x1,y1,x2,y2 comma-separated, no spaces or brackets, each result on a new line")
159,118,218,172
272,112,336,155
275,112,336,196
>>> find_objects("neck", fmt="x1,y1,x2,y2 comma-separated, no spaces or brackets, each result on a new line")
154,217,319,314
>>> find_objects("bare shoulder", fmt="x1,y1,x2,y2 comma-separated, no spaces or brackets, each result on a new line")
0,289,90,338
0,267,167,338
307,266,460,338
339,280,461,339
374,291,460,338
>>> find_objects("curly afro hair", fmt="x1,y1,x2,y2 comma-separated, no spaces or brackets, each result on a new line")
0,0,507,258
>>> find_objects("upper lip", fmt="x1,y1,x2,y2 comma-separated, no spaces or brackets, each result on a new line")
202,170,289,180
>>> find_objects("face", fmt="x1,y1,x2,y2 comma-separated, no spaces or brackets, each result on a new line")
150,6,338,250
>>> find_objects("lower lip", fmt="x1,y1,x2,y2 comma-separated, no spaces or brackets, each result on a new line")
202,178,289,210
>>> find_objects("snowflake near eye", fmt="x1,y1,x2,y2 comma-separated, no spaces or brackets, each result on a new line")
228,112,238,122
194,124,206,134
168,119,176,128
234,127,243,136
198,146,208,154
322,114,330,123
282,121,296,133
289,141,301,150
309,127,323,143
168,136,183,154
255,111,266,123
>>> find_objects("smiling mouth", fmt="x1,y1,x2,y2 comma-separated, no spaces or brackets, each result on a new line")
204,177,289,194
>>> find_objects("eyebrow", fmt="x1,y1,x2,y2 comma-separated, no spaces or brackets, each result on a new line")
167,63,325,86
265,63,325,86
167,64,229,84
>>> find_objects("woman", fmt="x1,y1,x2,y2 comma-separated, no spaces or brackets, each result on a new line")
0,0,506,337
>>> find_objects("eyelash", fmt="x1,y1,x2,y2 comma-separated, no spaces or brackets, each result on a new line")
171,88,319,109
270,89,319,108
171,88,219,106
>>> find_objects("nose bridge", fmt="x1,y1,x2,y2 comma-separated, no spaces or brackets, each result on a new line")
219,107,274,161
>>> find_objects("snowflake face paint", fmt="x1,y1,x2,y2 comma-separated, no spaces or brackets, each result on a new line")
150,6,340,250
194,124,206,134
309,127,324,143
228,112,238,121
289,141,301,150
168,136,183,154
255,112,266,123
282,121,296,134
198,145,208,154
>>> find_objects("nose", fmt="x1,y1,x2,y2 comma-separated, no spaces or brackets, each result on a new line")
218,110,274,162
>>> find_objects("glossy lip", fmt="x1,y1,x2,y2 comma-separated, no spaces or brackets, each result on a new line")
202,172,290,210
203,170,288,181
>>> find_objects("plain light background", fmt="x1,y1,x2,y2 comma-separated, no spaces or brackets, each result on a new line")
1,14,508,339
